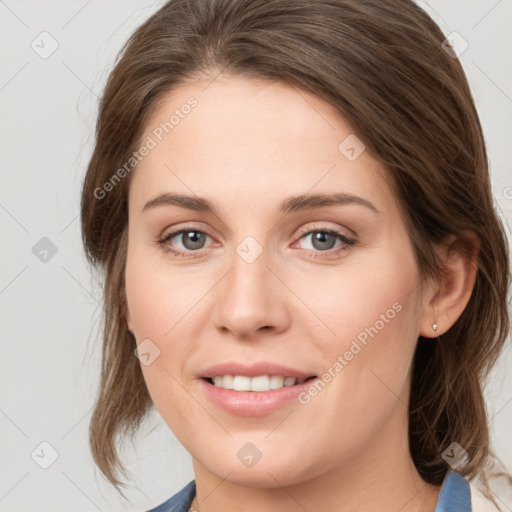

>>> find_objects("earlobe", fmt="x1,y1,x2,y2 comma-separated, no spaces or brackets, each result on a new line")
420,231,480,338
126,309,134,335
431,307,439,334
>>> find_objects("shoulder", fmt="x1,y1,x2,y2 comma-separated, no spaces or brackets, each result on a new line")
146,480,196,512
469,480,501,512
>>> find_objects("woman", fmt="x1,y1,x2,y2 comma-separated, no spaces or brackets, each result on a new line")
80,0,511,510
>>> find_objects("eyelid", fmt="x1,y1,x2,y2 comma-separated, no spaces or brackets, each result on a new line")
291,224,356,257
293,221,355,240
159,222,217,242
158,223,217,249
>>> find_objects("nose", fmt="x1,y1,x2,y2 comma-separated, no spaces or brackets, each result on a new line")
212,240,290,340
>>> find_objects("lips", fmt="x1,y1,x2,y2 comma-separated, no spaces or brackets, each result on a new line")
197,361,318,415
198,361,316,380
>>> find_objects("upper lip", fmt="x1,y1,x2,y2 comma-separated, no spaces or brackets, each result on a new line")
198,362,316,379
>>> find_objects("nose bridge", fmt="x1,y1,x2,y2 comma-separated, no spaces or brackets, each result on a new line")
213,233,288,337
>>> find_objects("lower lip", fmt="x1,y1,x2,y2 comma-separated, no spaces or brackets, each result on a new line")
199,378,317,416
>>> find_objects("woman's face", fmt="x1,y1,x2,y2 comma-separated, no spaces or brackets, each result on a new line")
125,75,433,487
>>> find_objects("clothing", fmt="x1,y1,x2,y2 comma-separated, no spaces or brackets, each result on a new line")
147,480,195,512
146,470,478,511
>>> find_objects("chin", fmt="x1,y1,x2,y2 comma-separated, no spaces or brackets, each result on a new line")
195,449,317,489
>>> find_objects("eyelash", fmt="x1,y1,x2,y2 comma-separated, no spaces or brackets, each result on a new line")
157,223,356,260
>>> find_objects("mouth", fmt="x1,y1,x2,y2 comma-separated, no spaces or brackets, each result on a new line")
202,374,318,392
197,362,319,415
199,374,319,416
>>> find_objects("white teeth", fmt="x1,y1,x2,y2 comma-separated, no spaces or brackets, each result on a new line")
269,375,284,389
233,375,251,391
211,375,306,391
283,377,296,386
251,375,270,391
222,375,234,389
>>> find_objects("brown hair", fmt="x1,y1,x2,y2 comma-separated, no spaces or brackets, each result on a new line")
80,0,511,504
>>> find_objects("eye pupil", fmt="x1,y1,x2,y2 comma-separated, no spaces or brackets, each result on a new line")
183,231,205,250
312,232,336,250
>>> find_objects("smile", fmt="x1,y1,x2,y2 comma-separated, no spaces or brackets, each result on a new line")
206,374,316,391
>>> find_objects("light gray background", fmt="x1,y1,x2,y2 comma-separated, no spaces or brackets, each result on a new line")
1,1,511,511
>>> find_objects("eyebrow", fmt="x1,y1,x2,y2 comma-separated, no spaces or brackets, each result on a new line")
142,192,380,215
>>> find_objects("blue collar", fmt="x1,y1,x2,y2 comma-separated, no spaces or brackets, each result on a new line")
434,470,472,511
148,470,471,511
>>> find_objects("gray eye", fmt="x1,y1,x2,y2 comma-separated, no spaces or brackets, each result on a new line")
303,232,338,251
176,231,208,250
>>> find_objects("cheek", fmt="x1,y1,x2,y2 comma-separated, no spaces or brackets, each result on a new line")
297,249,421,410
297,252,419,352
125,242,191,341
125,264,194,434
124,245,208,410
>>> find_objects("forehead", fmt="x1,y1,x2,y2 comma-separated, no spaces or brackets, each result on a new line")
129,75,395,216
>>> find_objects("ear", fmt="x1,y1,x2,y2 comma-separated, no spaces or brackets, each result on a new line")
126,307,134,335
419,231,480,338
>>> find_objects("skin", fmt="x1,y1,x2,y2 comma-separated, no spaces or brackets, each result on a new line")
124,74,478,512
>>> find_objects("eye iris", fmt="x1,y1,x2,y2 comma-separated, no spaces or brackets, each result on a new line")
312,232,336,250
182,231,205,250
172,230,342,252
